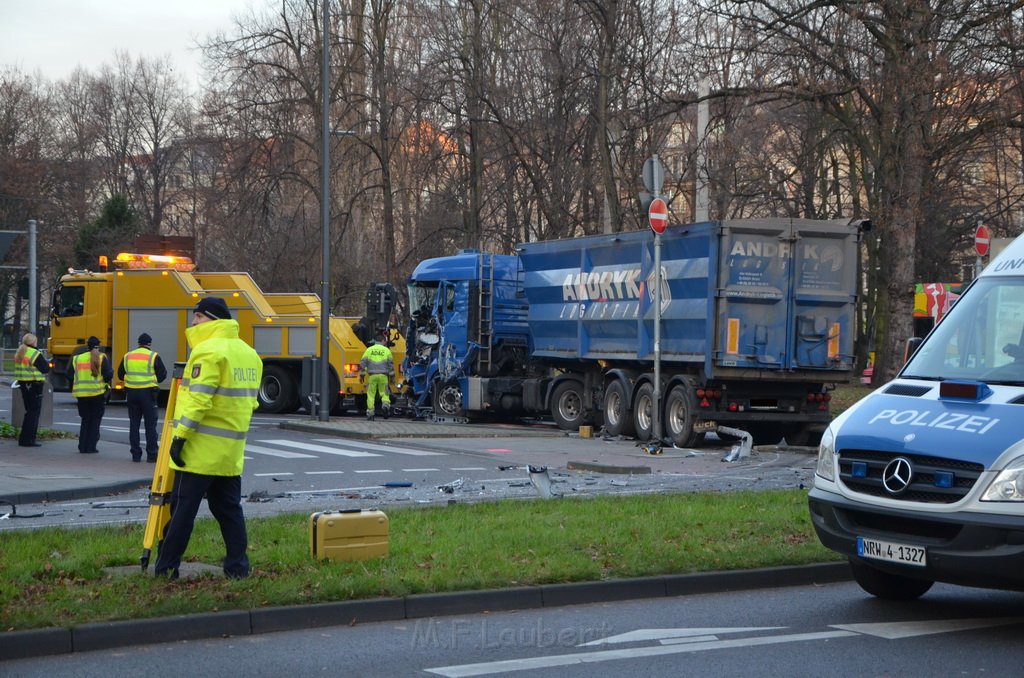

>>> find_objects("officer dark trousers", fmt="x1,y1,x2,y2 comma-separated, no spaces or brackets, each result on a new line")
127,388,160,459
76,395,106,453
154,472,250,578
18,381,43,446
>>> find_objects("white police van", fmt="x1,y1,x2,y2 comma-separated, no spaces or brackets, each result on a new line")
809,235,1024,599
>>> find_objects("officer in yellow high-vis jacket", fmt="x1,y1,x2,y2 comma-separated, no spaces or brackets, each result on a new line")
154,296,263,580
66,336,113,454
13,332,50,447
118,333,167,463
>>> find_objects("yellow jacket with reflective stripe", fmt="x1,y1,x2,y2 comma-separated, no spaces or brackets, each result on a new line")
14,346,44,382
122,347,158,389
360,343,394,375
72,352,108,398
171,319,263,476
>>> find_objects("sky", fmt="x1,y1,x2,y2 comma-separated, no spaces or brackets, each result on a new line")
0,0,264,89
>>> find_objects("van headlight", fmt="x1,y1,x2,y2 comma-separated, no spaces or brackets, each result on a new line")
982,457,1024,501
815,426,836,482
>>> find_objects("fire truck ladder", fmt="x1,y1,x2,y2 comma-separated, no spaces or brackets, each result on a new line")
477,253,495,374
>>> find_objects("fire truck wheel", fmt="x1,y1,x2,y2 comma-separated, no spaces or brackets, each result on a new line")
258,365,298,414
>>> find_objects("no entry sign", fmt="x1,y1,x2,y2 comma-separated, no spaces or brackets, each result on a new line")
648,198,668,234
975,224,990,257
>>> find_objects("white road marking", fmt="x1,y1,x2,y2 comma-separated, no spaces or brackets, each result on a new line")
581,627,782,646
305,470,345,475
245,444,317,459
312,439,445,456
262,440,381,458
402,468,440,472
449,467,485,471
831,617,1024,638
428,618,1024,677
425,631,855,676
253,472,293,477
354,469,392,474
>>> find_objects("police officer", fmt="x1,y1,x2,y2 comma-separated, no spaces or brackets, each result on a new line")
14,332,49,447
360,336,394,420
66,336,113,454
118,333,168,462
154,296,263,580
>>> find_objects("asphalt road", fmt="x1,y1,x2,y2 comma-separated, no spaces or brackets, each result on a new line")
5,579,1023,676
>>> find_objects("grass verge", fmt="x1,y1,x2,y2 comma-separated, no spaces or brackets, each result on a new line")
0,490,839,631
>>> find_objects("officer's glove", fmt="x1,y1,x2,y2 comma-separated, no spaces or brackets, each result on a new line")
169,437,187,467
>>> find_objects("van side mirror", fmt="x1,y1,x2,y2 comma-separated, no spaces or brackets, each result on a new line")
904,336,924,365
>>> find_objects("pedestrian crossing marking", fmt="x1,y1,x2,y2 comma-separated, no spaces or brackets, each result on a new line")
312,438,445,456
263,439,381,458
245,444,317,459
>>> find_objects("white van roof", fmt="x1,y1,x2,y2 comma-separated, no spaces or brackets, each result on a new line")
981,234,1024,278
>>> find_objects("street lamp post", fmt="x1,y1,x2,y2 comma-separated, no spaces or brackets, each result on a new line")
318,0,331,422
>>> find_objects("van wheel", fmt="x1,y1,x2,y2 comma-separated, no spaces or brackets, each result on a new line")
632,383,655,441
258,365,297,414
551,381,586,430
602,380,635,437
665,385,700,447
848,557,934,600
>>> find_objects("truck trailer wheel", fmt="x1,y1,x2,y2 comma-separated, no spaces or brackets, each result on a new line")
848,557,934,600
632,383,655,441
602,380,635,437
258,365,298,414
665,385,700,447
551,381,586,430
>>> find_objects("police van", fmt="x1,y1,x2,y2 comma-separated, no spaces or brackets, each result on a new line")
809,234,1024,599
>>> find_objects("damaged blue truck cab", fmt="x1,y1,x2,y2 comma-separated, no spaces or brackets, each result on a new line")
809,234,1024,598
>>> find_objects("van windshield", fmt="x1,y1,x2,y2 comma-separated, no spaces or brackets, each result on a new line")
902,277,1024,384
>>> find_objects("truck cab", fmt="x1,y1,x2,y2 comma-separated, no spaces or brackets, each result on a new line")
809,234,1024,598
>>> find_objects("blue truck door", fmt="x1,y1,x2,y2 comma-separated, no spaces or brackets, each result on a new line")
715,220,793,369
789,221,857,370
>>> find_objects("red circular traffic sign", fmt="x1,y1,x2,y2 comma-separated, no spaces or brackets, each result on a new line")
975,224,991,257
648,198,668,234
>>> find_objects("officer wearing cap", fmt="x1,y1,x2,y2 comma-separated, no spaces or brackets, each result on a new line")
118,332,168,462
154,296,263,580
13,332,50,447
66,335,113,454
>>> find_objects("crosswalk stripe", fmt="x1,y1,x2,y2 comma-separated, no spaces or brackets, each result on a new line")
245,443,317,459
262,439,381,458
311,438,445,456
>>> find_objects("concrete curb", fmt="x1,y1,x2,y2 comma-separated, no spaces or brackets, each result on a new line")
0,562,852,661
1,479,151,506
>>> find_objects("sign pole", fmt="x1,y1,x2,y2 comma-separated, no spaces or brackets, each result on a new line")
653,231,662,442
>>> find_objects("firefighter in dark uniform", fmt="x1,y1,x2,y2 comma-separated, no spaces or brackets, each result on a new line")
118,333,168,462
66,335,113,454
154,296,263,580
14,332,50,447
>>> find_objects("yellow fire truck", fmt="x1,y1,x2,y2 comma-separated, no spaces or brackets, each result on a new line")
47,252,404,414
